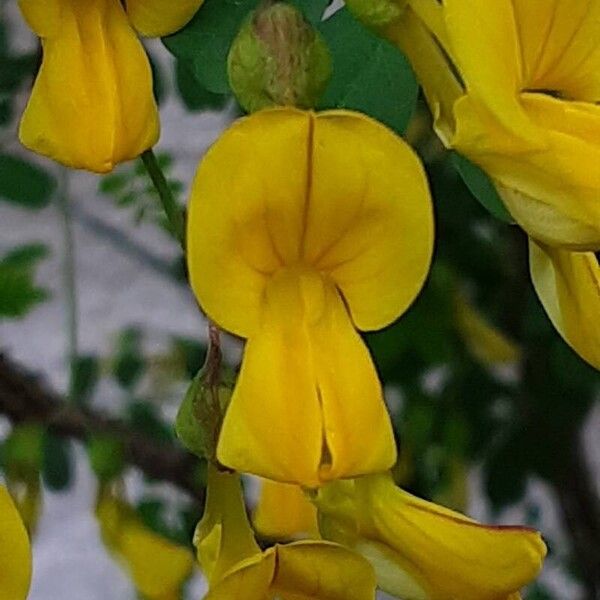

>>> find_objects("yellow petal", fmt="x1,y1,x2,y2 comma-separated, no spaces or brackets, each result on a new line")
311,277,397,482
452,94,600,242
187,107,434,337
510,0,600,101
272,540,377,600
205,550,276,600
443,0,539,144
217,267,396,486
125,0,204,37
306,110,434,331
216,269,324,486
253,480,318,540
96,485,194,600
316,475,546,600
529,240,600,370
119,521,194,600
0,486,32,600
385,8,462,145
356,474,546,600
18,0,159,173
187,109,311,338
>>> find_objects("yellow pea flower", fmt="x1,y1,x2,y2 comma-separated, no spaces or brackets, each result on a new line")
0,485,32,600
96,483,195,600
196,465,377,600
347,0,600,369
18,0,204,173
314,472,546,600
187,107,434,486
253,479,319,539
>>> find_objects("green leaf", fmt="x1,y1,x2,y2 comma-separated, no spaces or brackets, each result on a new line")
163,0,260,94
87,434,125,483
0,244,50,318
112,328,145,390
127,402,172,443
0,54,37,93
70,355,100,406
288,0,331,24
0,154,56,209
175,60,229,111
451,152,514,223
42,434,73,492
99,172,131,195
3,424,45,477
318,8,418,134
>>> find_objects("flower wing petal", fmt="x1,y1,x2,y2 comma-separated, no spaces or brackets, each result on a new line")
312,285,397,481
273,541,377,600
125,0,204,37
216,271,323,486
529,240,600,370
359,475,546,600
18,0,159,173
205,550,276,600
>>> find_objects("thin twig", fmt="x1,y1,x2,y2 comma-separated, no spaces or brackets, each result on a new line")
0,354,204,500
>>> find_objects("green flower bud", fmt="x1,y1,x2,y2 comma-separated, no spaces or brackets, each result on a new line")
345,0,408,30
228,2,332,113
175,368,232,463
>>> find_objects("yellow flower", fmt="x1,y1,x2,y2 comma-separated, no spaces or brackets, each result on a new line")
206,540,377,600
187,107,434,486
96,483,194,600
18,0,204,173
314,472,546,600
0,485,32,600
196,465,377,600
348,0,600,369
253,479,319,539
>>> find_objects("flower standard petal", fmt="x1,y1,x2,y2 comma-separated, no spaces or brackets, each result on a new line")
125,0,205,37
18,0,159,173
306,110,434,331
510,0,600,100
529,241,600,371
187,108,312,339
0,486,32,600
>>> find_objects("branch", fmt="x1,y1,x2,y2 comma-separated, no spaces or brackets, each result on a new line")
0,353,204,500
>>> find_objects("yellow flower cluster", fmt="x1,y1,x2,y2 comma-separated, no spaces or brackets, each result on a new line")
8,0,569,598
347,0,600,369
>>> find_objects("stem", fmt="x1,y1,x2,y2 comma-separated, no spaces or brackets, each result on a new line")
56,169,79,404
0,353,203,498
141,149,186,250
